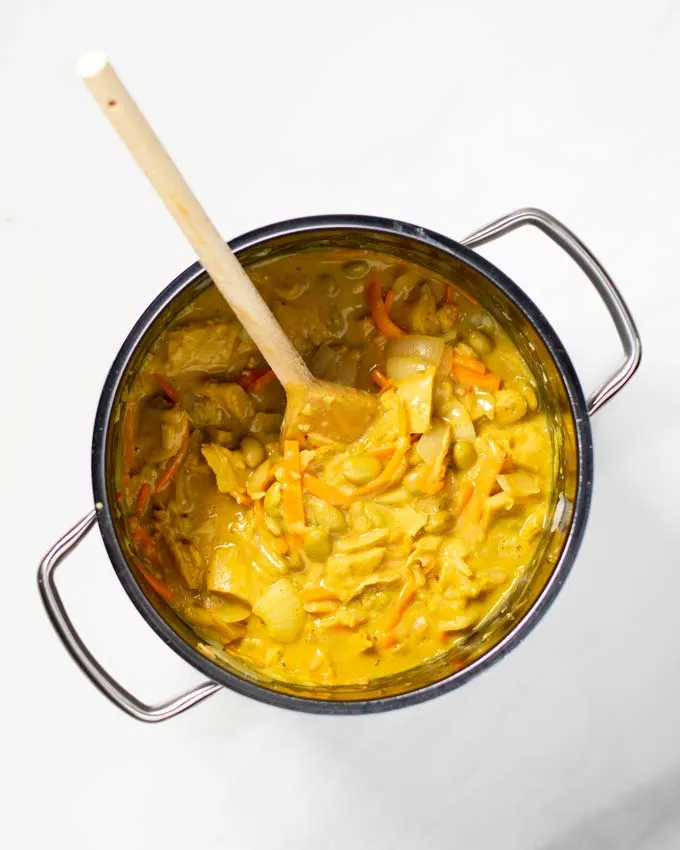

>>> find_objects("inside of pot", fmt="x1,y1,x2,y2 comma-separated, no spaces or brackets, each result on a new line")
103,225,580,703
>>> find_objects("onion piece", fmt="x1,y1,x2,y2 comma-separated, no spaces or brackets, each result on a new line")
386,356,430,381
388,335,444,365
416,420,452,464
438,399,476,440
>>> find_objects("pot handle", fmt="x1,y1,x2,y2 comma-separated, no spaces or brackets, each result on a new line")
37,510,222,722
460,207,642,415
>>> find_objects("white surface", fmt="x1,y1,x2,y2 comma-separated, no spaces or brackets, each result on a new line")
1,1,679,848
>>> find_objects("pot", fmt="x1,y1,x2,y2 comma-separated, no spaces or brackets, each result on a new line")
38,208,641,722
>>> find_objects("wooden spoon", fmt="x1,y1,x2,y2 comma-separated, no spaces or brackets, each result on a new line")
77,53,378,447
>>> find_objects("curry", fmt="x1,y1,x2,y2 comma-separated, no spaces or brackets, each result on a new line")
119,250,552,686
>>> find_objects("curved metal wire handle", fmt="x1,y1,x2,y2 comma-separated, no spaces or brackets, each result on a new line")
461,207,642,415
37,510,221,722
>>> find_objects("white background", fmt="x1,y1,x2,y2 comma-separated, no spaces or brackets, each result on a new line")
2,1,679,848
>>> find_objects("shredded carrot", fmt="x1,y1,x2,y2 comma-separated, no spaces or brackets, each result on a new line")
460,442,506,526
445,284,455,304
282,441,306,529
319,249,370,262
129,518,162,567
155,430,190,493
232,492,252,507
378,631,398,649
454,479,475,516
122,473,131,487
366,275,405,338
274,537,289,554
151,373,179,403
249,369,276,393
135,483,152,518
384,579,416,631
122,402,137,473
452,353,487,374
302,474,352,507
369,368,394,393
353,438,409,498
304,600,339,614
384,290,395,315
301,586,340,603
370,446,396,460
451,363,502,391
237,366,269,390
136,563,173,601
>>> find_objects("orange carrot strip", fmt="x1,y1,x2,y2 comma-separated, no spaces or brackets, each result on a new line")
129,518,162,567
451,364,502,391
151,373,180,403
454,479,475,517
378,632,398,649
370,446,396,460
320,249,370,262
304,600,339,614
249,369,275,393
369,368,394,393
282,441,306,528
135,483,152,518
274,537,289,555
302,474,352,507
301,586,340,603
136,563,173,601
366,275,405,338
155,430,190,493
232,492,252,507
384,579,416,631
452,353,487,374
122,402,137,473
445,284,455,304
384,290,395,315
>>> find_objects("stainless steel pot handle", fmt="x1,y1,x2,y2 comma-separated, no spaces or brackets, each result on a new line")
37,509,222,722
460,207,642,415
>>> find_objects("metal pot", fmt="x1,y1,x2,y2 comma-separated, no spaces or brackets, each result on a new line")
38,208,641,722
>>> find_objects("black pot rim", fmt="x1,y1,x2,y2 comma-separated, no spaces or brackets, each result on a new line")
92,213,593,715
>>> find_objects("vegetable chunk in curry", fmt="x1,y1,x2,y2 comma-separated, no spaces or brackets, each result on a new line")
120,251,552,686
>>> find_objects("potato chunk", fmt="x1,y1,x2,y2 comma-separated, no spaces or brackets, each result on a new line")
252,579,305,643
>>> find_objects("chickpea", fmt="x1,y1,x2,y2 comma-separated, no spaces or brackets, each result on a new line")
342,260,369,279
303,527,332,561
425,510,453,534
453,440,477,470
495,389,528,425
343,455,382,486
309,500,347,532
240,436,266,469
403,468,425,493
264,482,282,518
467,330,494,357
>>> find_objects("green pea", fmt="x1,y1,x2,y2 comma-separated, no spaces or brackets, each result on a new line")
309,500,347,532
453,440,477,470
303,527,332,561
467,330,494,357
240,436,266,469
343,455,382,486
264,482,282,518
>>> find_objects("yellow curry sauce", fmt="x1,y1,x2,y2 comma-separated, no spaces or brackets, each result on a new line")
120,251,552,685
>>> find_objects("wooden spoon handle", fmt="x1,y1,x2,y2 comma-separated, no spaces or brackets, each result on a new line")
77,52,312,390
